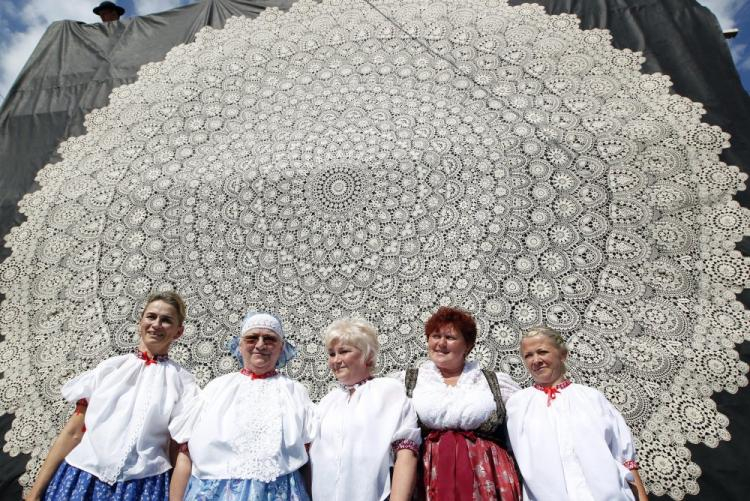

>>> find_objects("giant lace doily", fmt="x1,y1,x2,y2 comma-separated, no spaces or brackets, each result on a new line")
1,0,749,497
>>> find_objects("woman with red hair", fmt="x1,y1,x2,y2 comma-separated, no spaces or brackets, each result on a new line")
399,306,522,501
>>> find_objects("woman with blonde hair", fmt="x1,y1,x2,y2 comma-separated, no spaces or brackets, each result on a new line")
26,291,198,501
506,326,648,501
309,318,420,501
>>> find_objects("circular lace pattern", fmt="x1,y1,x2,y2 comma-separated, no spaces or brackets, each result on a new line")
229,378,282,482
1,1,749,498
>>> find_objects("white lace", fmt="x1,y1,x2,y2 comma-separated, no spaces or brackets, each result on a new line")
0,0,748,498
411,361,498,430
228,378,282,482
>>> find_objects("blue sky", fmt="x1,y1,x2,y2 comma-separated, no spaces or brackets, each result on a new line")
0,0,748,101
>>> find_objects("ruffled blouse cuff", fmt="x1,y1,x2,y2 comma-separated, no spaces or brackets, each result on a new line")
392,439,420,455
623,459,639,470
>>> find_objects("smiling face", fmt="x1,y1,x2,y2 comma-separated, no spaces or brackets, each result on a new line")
240,327,283,374
138,300,183,355
328,341,371,385
427,323,471,374
520,334,568,386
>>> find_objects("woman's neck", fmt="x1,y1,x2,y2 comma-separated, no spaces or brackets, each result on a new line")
138,342,166,358
536,375,568,388
436,363,464,381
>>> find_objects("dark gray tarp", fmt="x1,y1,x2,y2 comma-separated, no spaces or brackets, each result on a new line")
0,1,292,498
0,0,748,499
0,0,293,261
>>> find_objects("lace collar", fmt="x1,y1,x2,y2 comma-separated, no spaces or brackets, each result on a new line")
420,359,483,387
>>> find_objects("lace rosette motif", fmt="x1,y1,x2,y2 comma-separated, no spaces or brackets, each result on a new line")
0,0,748,497
228,379,283,482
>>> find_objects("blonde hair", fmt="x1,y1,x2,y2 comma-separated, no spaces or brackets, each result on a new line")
522,326,568,356
142,291,186,325
323,318,379,368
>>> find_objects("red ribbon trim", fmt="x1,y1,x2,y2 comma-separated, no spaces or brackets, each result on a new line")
533,379,572,406
74,398,88,433
135,350,168,365
240,368,278,379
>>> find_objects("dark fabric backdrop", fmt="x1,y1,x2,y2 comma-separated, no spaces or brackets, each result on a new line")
0,0,747,499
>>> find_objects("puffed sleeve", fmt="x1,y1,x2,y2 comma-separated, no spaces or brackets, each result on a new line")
60,356,121,403
390,387,421,454
168,370,203,444
388,370,406,383
297,383,318,444
602,392,638,468
494,371,521,403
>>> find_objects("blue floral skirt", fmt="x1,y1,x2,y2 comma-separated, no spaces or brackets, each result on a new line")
184,471,310,501
43,461,169,501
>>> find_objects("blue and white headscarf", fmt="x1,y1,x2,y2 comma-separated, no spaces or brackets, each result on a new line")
229,311,297,368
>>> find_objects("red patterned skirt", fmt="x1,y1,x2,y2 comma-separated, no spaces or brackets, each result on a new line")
422,430,522,501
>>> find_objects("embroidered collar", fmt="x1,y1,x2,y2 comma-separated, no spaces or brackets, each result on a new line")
340,376,373,392
533,379,572,406
240,368,278,380
135,349,168,365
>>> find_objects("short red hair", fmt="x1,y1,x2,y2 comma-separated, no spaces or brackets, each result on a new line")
424,306,477,347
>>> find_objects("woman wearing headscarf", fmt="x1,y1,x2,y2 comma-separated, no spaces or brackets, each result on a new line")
26,291,198,501
400,306,522,501
171,311,317,501
309,318,420,501
506,326,648,501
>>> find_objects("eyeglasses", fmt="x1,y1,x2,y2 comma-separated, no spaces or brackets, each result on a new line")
241,334,280,345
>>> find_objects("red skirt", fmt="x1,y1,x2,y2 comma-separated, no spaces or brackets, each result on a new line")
422,430,522,501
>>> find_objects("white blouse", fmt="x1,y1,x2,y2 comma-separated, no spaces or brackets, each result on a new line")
397,360,519,430
506,383,638,501
187,372,317,482
309,378,421,501
62,353,199,485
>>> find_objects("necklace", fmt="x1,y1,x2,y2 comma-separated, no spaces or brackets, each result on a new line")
340,375,373,392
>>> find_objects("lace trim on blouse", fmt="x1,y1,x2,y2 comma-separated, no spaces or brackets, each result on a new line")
227,378,283,482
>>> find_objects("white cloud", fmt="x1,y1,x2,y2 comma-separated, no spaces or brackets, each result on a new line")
730,42,750,84
697,0,748,28
132,0,190,16
0,0,99,99
0,24,47,92
0,0,193,100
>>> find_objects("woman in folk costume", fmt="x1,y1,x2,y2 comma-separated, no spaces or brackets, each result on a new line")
399,306,522,501
26,291,198,501
309,318,420,501
171,311,317,501
506,326,648,501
